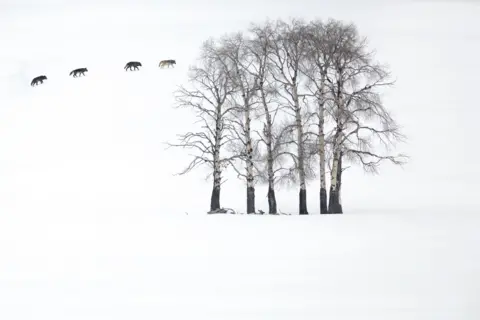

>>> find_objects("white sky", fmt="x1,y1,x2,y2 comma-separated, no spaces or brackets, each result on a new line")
0,0,479,215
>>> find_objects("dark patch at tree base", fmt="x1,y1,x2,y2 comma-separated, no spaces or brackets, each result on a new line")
268,186,277,214
320,188,328,214
210,186,220,212
299,188,308,215
247,186,255,214
208,207,235,214
328,188,343,214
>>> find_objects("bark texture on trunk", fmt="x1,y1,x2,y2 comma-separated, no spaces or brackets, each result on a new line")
328,187,341,213
318,99,327,214
320,188,328,214
210,111,222,212
244,95,256,214
328,81,344,214
267,185,277,214
210,185,220,211
210,154,222,211
328,124,342,214
335,150,343,213
246,186,255,214
328,148,342,214
299,188,308,215
261,86,277,214
293,85,308,215
266,162,277,214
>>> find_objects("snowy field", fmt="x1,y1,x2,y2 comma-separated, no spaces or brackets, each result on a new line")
1,210,479,320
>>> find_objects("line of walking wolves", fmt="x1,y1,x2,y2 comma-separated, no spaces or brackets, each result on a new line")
30,59,176,86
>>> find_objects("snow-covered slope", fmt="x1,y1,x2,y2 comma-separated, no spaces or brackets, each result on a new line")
1,211,478,319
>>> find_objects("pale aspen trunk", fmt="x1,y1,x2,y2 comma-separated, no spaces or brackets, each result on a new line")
328,82,344,214
244,98,255,214
318,100,328,214
260,88,277,214
210,114,222,211
336,150,343,213
293,86,308,215
328,106,343,213
328,144,341,213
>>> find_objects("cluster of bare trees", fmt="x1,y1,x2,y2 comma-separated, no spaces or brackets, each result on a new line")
168,18,407,215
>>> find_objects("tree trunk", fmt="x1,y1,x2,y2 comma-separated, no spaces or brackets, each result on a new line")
328,187,341,213
320,188,327,214
293,86,308,215
210,184,221,211
247,186,255,214
244,95,256,214
336,150,343,213
328,145,342,214
267,183,277,214
328,154,341,213
318,100,327,214
328,82,344,214
260,85,277,214
210,113,222,212
299,188,307,215
210,155,222,212
246,143,255,214
245,148,256,214
266,163,277,214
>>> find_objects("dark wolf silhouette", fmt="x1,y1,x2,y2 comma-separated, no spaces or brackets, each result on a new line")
159,59,176,68
31,75,47,86
124,61,142,71
69,68,88,77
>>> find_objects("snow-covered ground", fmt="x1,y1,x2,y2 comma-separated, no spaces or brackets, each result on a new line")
1,211,479,319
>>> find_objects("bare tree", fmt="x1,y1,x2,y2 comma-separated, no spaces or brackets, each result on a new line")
167,39,237,212
323,19,407,213
302,19,334,214
246,21,285,214
267,18,316,215
216,32,260,214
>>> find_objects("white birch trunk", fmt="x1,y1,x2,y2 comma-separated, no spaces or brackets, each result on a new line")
318,98,327,214
328,90,343,213
319,109,326,190
330,148,340,191
316,75,328,213
244,97,255,214
260,87,277,214
293,85,308,215
210,110,222,211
